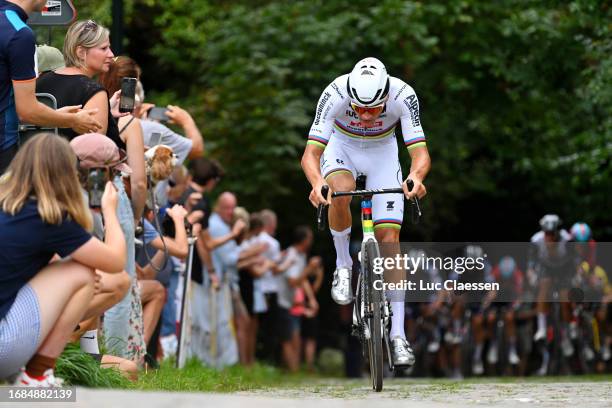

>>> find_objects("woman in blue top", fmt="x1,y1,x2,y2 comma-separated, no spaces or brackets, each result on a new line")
0,133,126,386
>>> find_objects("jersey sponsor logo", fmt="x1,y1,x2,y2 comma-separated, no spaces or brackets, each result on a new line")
331,83,344,99
349,120,383,128
403,94,420,127
394,84,408,100
336,158,345,165
387,201,395,210
314,92,332,125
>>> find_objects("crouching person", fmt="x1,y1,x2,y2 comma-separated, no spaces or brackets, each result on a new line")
0,134,126,386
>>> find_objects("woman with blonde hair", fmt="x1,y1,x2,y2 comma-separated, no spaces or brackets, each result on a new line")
36,20,122,147
0,133,126,386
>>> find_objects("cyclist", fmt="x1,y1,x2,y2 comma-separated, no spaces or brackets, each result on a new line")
301,57,431,366
529,214,576,364
482,256,524,367
571,222,597,268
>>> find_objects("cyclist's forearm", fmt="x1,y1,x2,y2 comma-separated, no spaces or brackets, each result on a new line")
301,145,325,186
407,147,431,181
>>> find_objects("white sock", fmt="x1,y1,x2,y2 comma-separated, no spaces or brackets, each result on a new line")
390,301,405,339
330,227,352,269
80,330,100,354
537,313,547,332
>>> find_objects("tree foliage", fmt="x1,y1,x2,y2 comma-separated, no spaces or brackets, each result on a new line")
62,0,612,240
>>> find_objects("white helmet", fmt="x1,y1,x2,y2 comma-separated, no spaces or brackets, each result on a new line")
346,57,390,107
539,214,562,232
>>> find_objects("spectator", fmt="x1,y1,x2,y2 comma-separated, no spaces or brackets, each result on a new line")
69,132,138,380
0,133,125,385
254,209,288,362
35,20,121,148
191,192,245,368
133,78,204,162
97,55,147,221
178,157,225,287
0,4,101,174
101,57,203,207
35,44,65,74
277,226,318,372
136,204,190,347
301,257,323,372
236,212,270,366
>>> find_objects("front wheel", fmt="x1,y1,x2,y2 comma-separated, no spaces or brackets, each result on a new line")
363,240,384,392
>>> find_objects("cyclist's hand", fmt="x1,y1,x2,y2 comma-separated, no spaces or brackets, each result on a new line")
403,176,427,200
309,180,330,207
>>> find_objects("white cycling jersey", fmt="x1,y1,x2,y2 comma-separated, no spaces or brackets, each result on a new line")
307,74,426,151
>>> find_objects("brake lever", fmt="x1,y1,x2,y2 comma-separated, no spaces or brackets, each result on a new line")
407,179,422,224
317,185,330,231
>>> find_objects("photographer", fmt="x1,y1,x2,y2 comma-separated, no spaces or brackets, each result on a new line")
136,204,190,349
0,133,125,386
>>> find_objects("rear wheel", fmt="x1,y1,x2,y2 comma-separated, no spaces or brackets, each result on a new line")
363,240,383,392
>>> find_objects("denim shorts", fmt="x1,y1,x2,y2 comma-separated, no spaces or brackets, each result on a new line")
0,284,41,378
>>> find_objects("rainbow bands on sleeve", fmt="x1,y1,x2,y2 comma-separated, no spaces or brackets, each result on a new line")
405,137,426,151
307,135,328,149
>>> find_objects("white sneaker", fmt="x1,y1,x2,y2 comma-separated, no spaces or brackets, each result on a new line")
583,346,595,361
444,331,463,345
331,267,352,305
569,321,578,340
536,364,548,376
508,349,520,365
534,327,546,342
427,340,440,353
13,368,64,387
391,337,415,367
561,336,574,357
602,344,611,361
472,359,484,375
487,344,498,365
160,334,178,359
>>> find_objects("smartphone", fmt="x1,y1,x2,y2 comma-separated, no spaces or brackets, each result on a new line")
147,107,170,122
119,77,138,113
149,132,162,147
87,169,107,208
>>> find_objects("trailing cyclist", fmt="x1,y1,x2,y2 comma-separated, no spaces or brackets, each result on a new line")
301,57,431,367
529,214,577,373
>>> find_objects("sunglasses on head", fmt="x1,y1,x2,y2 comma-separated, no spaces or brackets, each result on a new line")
82,20,98,32
350,102,385,116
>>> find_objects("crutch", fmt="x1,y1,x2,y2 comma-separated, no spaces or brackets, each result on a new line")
176,235,196,369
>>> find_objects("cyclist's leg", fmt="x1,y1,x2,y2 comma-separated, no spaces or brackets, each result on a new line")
367,146,405,339
321,140,356,270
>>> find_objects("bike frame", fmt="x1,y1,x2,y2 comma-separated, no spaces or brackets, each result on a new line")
317,178,421,391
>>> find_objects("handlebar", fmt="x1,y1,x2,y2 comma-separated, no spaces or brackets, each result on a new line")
315,179,422,229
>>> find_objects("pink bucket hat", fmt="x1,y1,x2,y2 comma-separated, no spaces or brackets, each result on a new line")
70,133,132,174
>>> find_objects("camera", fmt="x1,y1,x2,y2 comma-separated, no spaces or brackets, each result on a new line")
119,77,138,113
162,213,193,238
86,168,107,208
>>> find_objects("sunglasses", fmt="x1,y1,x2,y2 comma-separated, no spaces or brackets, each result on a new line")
350,102,385,116
82,20,99,32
